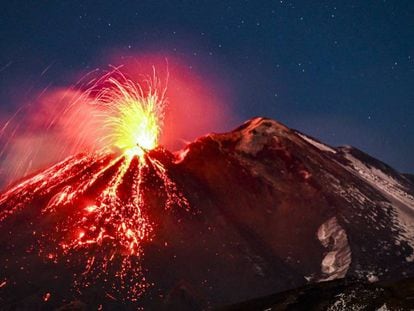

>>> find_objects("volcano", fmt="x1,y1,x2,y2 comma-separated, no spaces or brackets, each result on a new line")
0,117,413,310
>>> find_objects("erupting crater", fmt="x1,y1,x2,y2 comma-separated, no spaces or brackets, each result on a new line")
0,70,191,301
2,70,413,310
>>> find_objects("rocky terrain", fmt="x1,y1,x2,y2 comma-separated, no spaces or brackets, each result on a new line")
0,117,413,310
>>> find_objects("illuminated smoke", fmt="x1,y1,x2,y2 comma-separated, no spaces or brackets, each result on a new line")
88,69,166,156
0,70,190,300
0,56,235,299
0,55,235,186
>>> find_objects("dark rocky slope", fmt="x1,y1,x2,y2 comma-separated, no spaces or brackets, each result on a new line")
0,117,413,310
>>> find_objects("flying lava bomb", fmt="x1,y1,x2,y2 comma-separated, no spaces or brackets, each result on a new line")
1,58,414,311
1,69,414,310
0,67,196,301
1,2,414,310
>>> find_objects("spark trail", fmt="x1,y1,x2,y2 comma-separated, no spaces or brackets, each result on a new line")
0,70,190,301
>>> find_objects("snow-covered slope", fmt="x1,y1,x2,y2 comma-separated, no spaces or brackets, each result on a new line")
336,146,414,261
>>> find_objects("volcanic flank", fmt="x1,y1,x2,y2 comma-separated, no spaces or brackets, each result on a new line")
1,117,414,309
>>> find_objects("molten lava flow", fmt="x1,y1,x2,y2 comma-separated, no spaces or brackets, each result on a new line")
0,71,190,301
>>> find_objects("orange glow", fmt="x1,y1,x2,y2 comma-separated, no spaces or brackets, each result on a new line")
105,54,235,152
85,205,97,213
94,71,165,156
43,292,51,302
0,54,234,188
0,70,191,301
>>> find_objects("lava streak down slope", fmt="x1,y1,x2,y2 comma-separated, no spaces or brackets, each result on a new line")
0,147,191,303
1,117,414,310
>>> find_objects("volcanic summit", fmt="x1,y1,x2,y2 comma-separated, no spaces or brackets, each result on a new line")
0,117,414,310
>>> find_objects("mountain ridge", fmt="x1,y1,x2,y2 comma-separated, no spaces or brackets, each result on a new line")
0,117,413,310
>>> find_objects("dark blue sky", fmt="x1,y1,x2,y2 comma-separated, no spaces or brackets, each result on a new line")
0,1,413,172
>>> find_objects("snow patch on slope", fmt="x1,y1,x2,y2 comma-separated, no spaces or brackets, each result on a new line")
342,151,414,254
297,133,336,154
376,304,392,311
317,217,352,281
343,152,414,209
327,291,367,311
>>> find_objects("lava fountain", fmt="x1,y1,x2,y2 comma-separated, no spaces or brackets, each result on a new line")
96,70,165,156
0,69,190,301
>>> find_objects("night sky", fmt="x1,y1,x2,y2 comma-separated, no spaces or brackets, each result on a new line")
1,1,413,172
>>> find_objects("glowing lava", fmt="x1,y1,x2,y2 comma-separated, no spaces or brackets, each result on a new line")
96,71,166,156
0,70,190,301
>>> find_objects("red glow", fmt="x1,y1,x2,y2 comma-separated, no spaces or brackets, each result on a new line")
0,144,189,301
0,55,231,300
0,69,192,300
43,292,51,302
105,53,235,151
0,53,235,186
